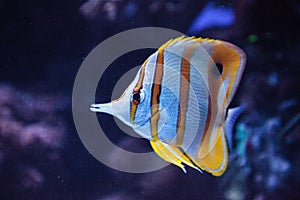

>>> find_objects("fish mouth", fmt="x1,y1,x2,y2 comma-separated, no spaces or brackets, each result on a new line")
90,103,113,115
90,104,100,112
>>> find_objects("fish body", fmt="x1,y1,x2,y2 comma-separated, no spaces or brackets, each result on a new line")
91,36,246,176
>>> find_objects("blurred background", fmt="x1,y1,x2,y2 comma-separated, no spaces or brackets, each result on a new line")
1,0,299,199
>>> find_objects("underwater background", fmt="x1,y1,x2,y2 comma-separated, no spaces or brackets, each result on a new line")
1,0,299,199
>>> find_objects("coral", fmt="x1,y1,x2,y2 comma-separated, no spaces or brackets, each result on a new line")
222,71,300,199
0,83,67,198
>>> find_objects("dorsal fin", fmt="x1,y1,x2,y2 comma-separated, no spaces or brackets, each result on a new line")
159,36,222,52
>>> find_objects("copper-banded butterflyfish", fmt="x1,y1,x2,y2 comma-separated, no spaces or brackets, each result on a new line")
90,36,246,176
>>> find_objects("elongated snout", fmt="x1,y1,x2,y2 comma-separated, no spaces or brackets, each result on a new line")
90,103,113,115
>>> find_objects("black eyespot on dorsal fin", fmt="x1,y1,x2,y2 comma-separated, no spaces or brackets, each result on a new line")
215,63,223,75
211,62,224,78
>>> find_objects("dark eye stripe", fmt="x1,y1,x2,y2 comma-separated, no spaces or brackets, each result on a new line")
130,60,148,122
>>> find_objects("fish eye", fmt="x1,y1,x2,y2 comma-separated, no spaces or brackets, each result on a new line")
132,90,145,105
132,92,140,104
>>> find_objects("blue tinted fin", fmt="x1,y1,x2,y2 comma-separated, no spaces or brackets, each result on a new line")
224,106,244,151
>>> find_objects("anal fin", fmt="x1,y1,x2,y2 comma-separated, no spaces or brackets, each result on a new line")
150,140,202,173
197,129,228,176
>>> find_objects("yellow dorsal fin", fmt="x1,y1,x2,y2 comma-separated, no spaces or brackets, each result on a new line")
158,36,222,52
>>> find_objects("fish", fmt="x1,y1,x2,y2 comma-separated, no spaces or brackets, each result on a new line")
90,36,246,176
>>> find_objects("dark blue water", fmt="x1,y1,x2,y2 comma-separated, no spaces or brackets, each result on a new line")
1,0,299,199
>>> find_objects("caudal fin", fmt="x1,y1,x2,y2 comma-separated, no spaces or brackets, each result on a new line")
224,106,245,151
